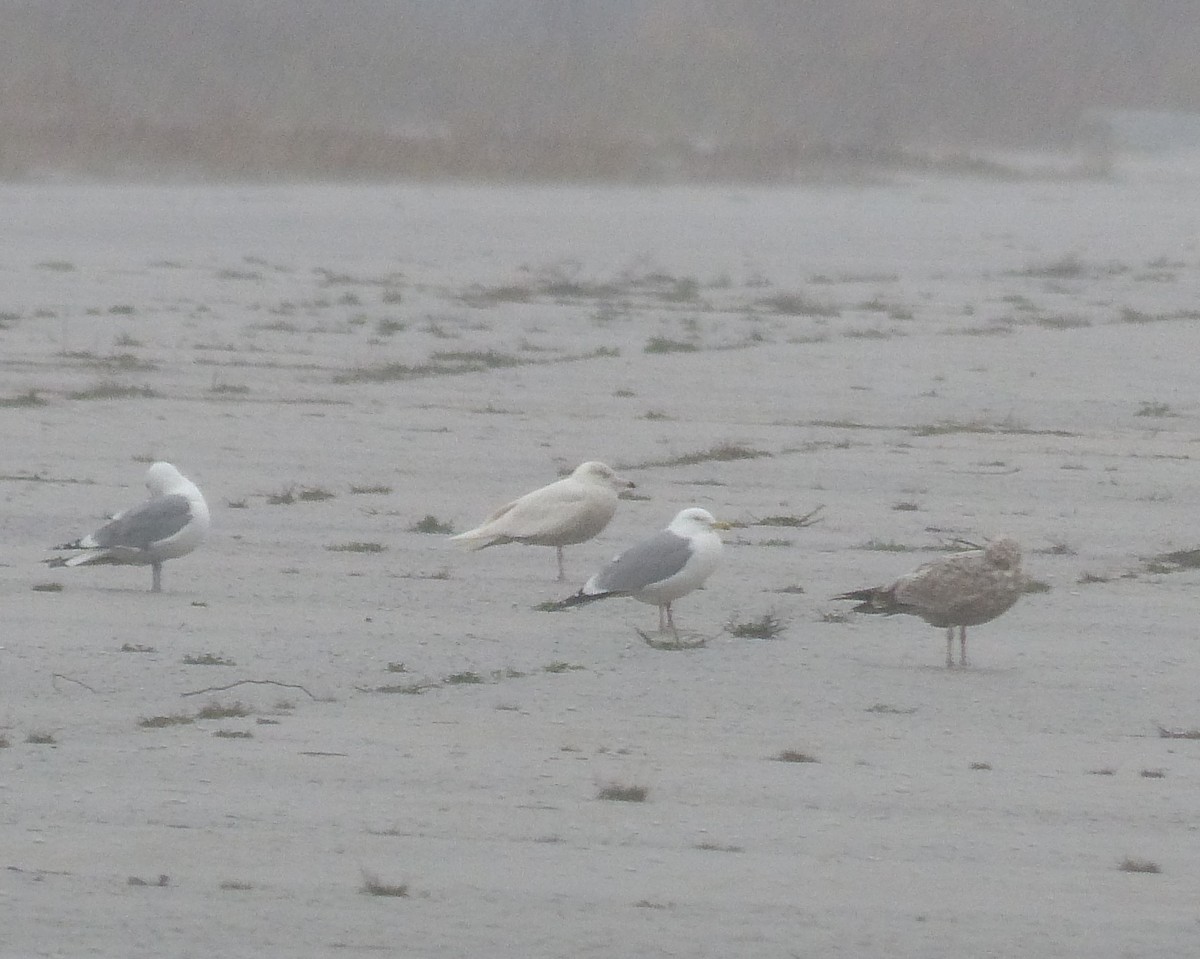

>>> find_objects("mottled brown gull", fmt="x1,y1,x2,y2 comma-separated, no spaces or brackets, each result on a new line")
48,462,210,593
834,536,1024,667
552,507,730,637
451,461,635,581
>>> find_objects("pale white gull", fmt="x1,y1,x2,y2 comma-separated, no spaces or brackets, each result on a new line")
48,462,210,592
554,507,729,637
834,536,1024,667
451,461,634,581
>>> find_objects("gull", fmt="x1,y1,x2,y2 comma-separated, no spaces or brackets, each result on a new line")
48,462,210,592
553,507,730,637
834,536,1024,667
451,461,635,580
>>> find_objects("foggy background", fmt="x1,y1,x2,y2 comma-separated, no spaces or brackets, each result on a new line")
3,0,1198,180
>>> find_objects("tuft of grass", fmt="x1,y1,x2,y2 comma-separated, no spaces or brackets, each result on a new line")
226,499,248,509
1135,401,1175,418
1013,255,1086,279
1022,578,1052,594
858,539,917,552
543,661,585,673
753,507,823,528
139,714,195,728
1140,769,1166,779
68,381,156,401
25,731,57,744
694,841,745,853
627,441,770,469
0,735,9,748
196,701,251,720
597,782,649,802
891,501,921,512
32,581,64,593
912,416,1074,438
182,652,235,666
327,541,387,553
773,749,818,763
360,870,409,897
37,260,76,272
209,382,250,395
758,291,839,317
726,611,786,639
120,642,156,653
1156,725,1200,739
644,336,699,354
410,514,453,534
350,484,392,495
213,729,253,739
1088,767,1117,775
969,761,993,771
1119,857,1161,874
368,682,434,695
865,703,917,714
0,388,47,408
297,487,335,502
444,671,483,685
266,487,296,505
1077,571,1111,584
219,880,254,891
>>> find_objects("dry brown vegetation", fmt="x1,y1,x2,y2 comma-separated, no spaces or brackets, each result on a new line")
3,2,1185,181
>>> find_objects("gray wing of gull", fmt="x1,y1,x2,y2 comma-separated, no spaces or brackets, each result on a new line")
589,530,692,594
91,494,192,549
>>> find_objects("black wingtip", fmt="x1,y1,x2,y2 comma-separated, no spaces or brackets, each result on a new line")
832,587,891,614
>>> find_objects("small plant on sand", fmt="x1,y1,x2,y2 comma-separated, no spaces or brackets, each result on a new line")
182,652,235,666
758,291,840,317
360,870,409,897
627,441,771,469
1119,857,1161,874
644,336,699,354
773,749,818,763
25,731,57,744
196,701,251,720
350,484,392,495
0,389,47,408
444,671,483,685
139,713,196,729
543,661,585,673
410,514,453,534
725,611,786,639
32,581,63,592
597,782,649,802
213,729,253,739
753,507,823,528
1156,725,1200,739
858,539,917,552
266,487,296,505
327,541,387,553
1135,401,1174,418
297,487,335,502
68,380,156,401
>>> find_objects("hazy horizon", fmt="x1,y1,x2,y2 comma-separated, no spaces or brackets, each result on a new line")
3,1,1198,180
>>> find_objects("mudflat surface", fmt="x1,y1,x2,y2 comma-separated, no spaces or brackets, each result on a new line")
3,177,1199,957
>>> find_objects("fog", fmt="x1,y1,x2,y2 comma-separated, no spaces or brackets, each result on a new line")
3,1,1198,180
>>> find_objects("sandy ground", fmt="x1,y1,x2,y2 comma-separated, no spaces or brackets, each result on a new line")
3,174,1200,957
